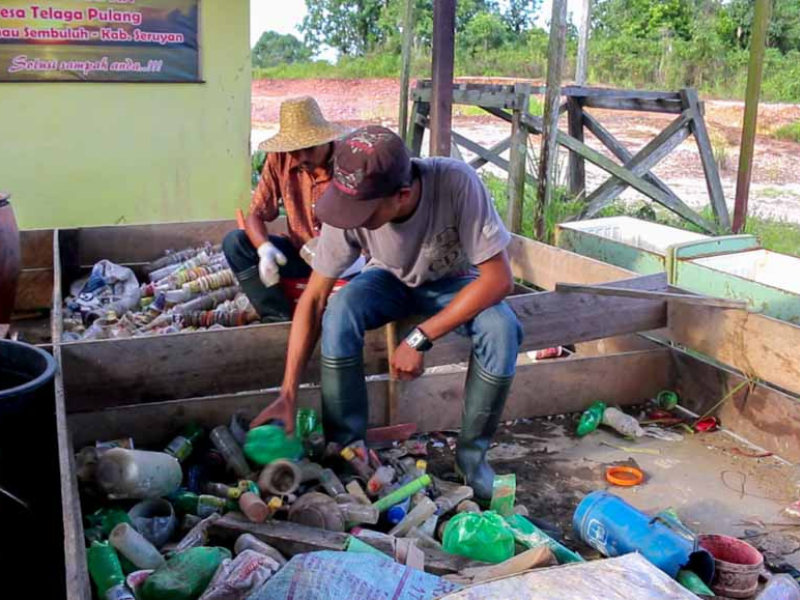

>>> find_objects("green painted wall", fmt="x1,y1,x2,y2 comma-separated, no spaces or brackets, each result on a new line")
0,0,251,229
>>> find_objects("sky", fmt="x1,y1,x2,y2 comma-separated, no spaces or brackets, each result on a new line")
250,0,587,58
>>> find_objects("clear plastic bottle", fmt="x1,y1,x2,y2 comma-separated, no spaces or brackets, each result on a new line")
389,496,437,537
457,500,482,514
205,482,242,500
319,468,347,497
234,534,287,566
96,449,183,500
109,523,165,570
338,502,379,525
346,480,372,505
210,425,253,479
435,486,474,516
601,407,645,437
340,447,373,479
367,466,396,495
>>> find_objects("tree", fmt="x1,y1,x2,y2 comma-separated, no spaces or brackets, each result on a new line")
461,10,508,54
251,31,311,68
724,0,800,53
301,0,389,57
503,0,542,35
593,0,694,40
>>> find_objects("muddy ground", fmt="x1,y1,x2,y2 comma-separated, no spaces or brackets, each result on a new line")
252,78,800,223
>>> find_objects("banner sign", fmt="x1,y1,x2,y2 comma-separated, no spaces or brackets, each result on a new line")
0,1,200,82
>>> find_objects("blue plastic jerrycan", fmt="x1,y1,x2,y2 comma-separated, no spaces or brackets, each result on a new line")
573,491,715,584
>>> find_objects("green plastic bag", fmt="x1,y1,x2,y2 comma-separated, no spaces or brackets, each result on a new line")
140,546,231,600
244,425,304,466
442,510,515,564
295,408,323,442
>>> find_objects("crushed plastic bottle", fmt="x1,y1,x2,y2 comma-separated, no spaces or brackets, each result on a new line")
601,407,645,438
577,401,607,437
210,426,253,479
244,424,304,466
140,546,231,600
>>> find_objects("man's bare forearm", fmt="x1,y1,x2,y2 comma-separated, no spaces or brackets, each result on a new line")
244,213,269,249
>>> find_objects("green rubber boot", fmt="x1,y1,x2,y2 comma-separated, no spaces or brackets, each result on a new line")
237,274,293,323
320,355,369,446
455,355,514,502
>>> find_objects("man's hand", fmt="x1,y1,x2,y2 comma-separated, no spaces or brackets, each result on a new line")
391,341,425,381
257,242,287,287
250,394,296,433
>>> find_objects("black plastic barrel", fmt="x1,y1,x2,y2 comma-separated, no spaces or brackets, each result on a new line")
0,340,64,597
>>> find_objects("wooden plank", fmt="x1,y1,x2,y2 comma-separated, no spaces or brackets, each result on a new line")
583,110,693,216
673,348,800,463
413,84,522,110
468,136,512,170
430,0,455,157
554,282,748,309
449,128,535,187
581,95,685,114
409,100,430,157
15,269,53,310
562,87,681,101
395,349,673,430
19,228,54,268
582,110,682,203
682,89,730,231
667,302,800,398
567,97,585,196
507,83,530,233
398,0,415,142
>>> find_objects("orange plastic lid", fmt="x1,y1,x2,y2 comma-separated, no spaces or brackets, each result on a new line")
606,465,644,487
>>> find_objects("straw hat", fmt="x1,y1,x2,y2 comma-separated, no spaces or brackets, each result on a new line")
259,97,350,153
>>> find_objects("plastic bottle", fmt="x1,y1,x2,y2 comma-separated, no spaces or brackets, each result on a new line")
258,459,302,495
239,492,271,523
85,507,133,537
755,574,800,599
387,497,411,525
128,498,177,549
238,480,260,495
295,407,323,441
109,523,165,570
164,423,204,462
304,432,326,462
171,491,232,517
601,407,645,438
87,541,135,600
319,468,347,498
407,526,444,550
434,486,474,516
210,425,253,479
346,480,372,505
341,446,373,479
205,482,242,500
367,466,396,496
244,424,305,466
677,569,715,597
174,514,221,553
97,448,183,500
419,514,439,537
390,496,437,537
576,401,607,437
140,546,231,600
229,410,250,445
234,534,287,566
338,502,380,525
299,461,324,483
373,474,432,512
457,500,482,514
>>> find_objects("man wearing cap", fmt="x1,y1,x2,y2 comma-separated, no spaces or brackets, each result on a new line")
223,96,350,322
251,126,522,500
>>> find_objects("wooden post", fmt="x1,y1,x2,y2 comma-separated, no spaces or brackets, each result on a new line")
567,96,585,197
430,0,456,157
733,0,772,233
507,83,530,233
398,0,416,144
409,99,429,158
535,0,568,240
575,0,591,86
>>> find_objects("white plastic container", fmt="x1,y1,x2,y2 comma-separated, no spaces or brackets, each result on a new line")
109,523,165,570
96,448,183,499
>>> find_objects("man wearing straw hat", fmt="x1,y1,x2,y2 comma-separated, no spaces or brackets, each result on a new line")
251,125,523,501
223,97,350,322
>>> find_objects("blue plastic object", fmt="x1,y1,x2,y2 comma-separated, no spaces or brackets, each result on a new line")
573,491,715,584
386,499,409,525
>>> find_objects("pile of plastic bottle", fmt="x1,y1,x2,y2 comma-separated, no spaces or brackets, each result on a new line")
63,244,260,341
74,408,566,600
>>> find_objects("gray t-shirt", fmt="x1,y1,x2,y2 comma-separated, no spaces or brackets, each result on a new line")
312,157,511,287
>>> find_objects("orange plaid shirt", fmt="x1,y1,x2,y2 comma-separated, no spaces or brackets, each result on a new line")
249,152,331,250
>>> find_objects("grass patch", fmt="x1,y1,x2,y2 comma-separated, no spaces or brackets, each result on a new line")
773,121,800,144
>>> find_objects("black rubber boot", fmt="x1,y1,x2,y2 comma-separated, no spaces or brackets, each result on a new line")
237,274,293,323
321,355,369,446
455,355,514,502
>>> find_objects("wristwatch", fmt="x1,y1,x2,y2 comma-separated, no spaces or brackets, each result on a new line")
404,327,433,352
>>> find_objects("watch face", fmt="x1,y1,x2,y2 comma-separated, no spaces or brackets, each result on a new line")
406,328,431,351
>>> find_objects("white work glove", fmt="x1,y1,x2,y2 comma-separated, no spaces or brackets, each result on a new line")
257,242,287,287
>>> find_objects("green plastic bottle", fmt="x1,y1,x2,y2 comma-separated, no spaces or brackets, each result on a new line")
85,507,133,537
87,541,135,600
505,514,584,564
244,424,304,466
140,546,231,600
677,569,714,596
170,491,231,517
576,401,607,437
164,423,204,462
295,408,323,442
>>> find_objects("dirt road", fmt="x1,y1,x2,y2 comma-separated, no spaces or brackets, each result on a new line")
252,78,800,223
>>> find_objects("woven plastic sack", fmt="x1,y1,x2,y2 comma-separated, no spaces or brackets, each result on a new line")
442,511,515,564
247,551,460,600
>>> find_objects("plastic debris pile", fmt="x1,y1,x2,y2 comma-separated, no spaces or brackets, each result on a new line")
63,243,260,340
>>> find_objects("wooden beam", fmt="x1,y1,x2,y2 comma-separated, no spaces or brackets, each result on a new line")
430,0,456,157
682,88,730,231
20,229,54,268
575,0,591,86
582,110,681,202
450,130,536,187
582,110,693,216
555,282,748,309
581,96,684,114
561,87,682,101
398,0,416,143
468,136,512,170
409,100,430,157
15,269,54,311
567,97,586,197
507,83,531,233
413,83,524,110
536,0,569,239
733,0,772,233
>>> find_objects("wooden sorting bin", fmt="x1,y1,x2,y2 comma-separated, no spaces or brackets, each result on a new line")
12,228,55,345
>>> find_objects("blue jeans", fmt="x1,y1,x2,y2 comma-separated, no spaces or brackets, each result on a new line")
322,268,522,377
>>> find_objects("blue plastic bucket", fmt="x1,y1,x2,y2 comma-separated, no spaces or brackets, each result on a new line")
573,491,715,584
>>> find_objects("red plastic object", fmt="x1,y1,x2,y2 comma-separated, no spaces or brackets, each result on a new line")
695,417,719,432
280,278,349,315
366,423,418,444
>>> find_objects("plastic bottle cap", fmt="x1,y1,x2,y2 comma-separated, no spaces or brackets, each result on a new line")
416,460,427,471
340,447,355,461
267,497,283,510
387,505,406,524
606,465,644,487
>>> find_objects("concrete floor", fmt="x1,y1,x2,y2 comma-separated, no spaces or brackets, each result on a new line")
428,414,800,570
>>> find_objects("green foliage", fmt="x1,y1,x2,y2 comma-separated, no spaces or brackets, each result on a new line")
301,0,388,56
773,121,800,143
252,31,310,69
251,150,266,189
460,11,508,55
